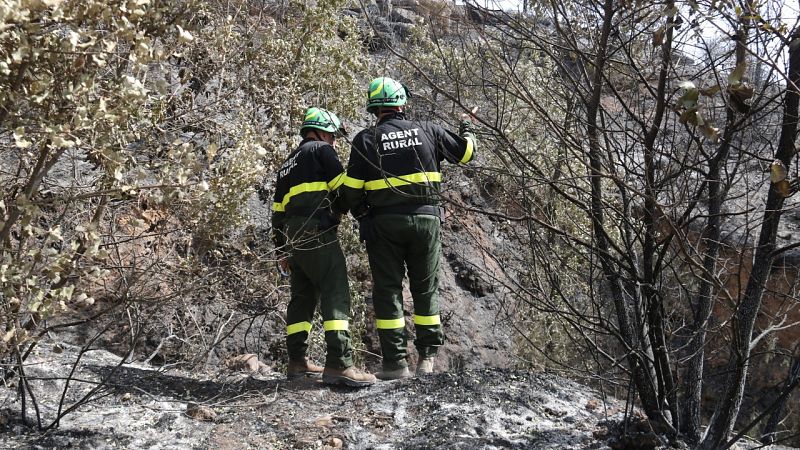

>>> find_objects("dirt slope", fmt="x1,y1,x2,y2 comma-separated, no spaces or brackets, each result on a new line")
0,338,678,450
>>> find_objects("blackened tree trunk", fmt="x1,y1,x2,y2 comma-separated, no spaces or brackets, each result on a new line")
761,345,800,443
681,18,751,443
583,0,672,432
642,1,679,430
700,28,800,450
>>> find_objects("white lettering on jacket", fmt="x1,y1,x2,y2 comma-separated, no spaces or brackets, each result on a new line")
278,153,300,179
381,128,422,151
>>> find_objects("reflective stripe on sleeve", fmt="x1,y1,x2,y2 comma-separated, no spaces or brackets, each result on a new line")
460,137,474,164
376,317,405,329
276,181,329,210
343,175,365,189
413,314,441,326
323,320,349,331
286,321,312,335
364,172,442,191
328,171,346,190
273,202,285,212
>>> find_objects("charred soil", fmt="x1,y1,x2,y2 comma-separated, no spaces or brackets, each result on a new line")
0,338,701,450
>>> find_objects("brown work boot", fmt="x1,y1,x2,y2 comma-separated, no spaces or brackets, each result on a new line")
376,366,412,381
286,358,323,380
322,366,376,388
416,357,435,376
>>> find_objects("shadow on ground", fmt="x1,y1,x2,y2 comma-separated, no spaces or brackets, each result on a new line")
87,364,293,404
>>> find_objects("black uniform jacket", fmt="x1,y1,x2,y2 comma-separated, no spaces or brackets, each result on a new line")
340,111,475,215
271,138,346,249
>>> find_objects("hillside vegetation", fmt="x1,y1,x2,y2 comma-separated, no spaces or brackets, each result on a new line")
2,0,800,448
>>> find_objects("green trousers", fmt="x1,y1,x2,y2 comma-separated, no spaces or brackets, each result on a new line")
284,217,353,369
366,214,444,370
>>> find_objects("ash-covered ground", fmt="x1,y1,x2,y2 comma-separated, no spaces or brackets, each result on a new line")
0,339,629,449
1,338,796,450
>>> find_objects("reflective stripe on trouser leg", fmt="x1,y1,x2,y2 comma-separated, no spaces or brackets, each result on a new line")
413,314,440,326
287,220,354,369
323,319,352,370
376,317,405,330
287,321,312,335
367,218,410,369
323,320,349,331
406,215,444,358
375,317,407,370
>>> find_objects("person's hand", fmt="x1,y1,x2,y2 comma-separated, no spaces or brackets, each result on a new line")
459,107,478,135
461,106,478,121
277,257,290,277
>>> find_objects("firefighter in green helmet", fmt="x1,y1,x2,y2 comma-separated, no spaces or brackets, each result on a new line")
271,107,376,387
340,77,477,380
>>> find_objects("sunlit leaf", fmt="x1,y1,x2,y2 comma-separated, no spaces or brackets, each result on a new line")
775,180,792,198
2,328,16,343
177,25,194,43
700,85,721,96
13,127,32,149
771,160,788,183
653,27,665,47
728,63,747,84
699,122,719,143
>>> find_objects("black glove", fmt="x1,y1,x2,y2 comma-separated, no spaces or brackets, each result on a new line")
458,119,474,136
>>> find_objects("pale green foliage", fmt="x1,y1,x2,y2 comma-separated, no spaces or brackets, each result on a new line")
161,0,367,242
0,0,196,355
0,0,370,366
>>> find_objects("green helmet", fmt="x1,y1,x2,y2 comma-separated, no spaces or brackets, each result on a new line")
366,77,408,111
300,107,346,136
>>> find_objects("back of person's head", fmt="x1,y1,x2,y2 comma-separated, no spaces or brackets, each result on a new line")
299,107,346,138
366,77,408,115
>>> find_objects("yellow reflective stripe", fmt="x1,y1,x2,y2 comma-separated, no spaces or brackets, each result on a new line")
370,81,385,99
460,137,474,164
414,314,441,326
328,171,346,190
305,110,320,121
273,202,285,212
342,175,365,189
286,321,312,335
376,317,405,329
364,172,442,191
323,320,349,331
277,181,329,209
